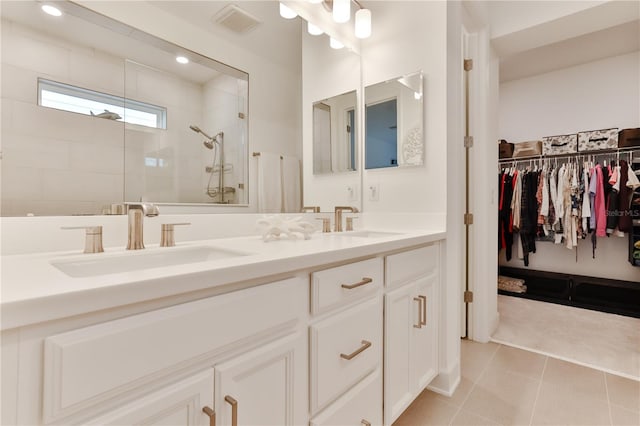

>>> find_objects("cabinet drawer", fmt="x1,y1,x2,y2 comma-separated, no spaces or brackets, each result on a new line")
311,258,383,315
310,296,382,413
43,277,306,424
310,369,382,426
385,244,438,289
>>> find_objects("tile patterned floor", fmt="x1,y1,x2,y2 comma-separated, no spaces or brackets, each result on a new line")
393,340,640,426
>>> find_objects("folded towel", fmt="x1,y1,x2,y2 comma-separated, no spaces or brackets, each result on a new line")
282,156,301,213
257,153,282,213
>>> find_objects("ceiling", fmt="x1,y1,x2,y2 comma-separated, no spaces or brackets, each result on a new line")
479,0,640,82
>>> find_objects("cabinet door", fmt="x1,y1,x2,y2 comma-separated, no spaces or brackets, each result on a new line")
383,283,419,426
215,332,306,426
86,369,214,425
412,272,439,392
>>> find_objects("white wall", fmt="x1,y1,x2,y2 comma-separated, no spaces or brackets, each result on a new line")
361,1,448,214
498,51,640,281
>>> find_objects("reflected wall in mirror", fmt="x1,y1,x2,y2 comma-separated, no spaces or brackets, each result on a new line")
0,0,249,216
312,90,357,174
365,71,424,169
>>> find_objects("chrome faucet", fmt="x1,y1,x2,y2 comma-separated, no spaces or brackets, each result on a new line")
334,206,359,232
126,202,159,250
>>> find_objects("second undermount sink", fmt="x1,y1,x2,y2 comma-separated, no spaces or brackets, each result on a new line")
329,230,402,238
51,245,251,278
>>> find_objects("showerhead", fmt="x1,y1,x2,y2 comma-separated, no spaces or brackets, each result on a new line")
203,140,215,150
189,124,213,140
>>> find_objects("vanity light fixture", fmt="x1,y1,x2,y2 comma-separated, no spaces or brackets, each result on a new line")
354,7,371,39
41,4,62,17
332,0,350,23
329,37,344,49
279,3,298,19
307,22,323,36
176,56,189,64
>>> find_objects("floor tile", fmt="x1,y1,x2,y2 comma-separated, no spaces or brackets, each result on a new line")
392,390,458,426
450,409,500,426
460,340,499,382
606,373,640,412
610,404,640,426
486,344,546,381
542,357,608,401
434,376,474,408
461,365,539,425
531,381,612,426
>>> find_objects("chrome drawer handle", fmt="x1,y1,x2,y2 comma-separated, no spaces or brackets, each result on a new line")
413,297,423,328
202,406,216,426
341,277,373,290
340,340,372,360
419,295,427,326
225,395,238,426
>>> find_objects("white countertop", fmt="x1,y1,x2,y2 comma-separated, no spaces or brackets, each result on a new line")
1,228,445,331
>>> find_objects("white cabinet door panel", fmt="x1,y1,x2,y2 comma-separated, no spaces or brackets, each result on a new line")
412,273,439,391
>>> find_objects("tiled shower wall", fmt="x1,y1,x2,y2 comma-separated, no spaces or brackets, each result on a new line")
1,19,229,216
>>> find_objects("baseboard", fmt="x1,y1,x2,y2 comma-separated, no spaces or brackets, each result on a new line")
426,360,460,397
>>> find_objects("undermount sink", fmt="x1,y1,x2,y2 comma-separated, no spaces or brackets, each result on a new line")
328,230,402,238
51,245,251,278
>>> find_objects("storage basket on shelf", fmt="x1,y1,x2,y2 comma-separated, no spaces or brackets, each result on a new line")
618,128,640,148
542,134,577,155
499,139,514,159
512,140,542,158
577,128,618,151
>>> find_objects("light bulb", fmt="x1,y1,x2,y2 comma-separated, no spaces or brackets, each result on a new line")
330,37,344,50
279,3,297,19
355,8,371,39
332,0,350,23
41,4,62,17
307,22,323,36
176,56,189,64
414,92,422,100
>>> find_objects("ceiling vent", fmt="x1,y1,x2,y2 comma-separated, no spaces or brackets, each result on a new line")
213,4,262,34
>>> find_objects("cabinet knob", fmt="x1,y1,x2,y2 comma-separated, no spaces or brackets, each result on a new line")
61,226,104,254
202,406,216,426
160,222,191,247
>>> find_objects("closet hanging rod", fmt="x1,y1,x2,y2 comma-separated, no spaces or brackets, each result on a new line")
498,146,640,163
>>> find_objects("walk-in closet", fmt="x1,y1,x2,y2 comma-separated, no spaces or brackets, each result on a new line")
487,2,640,380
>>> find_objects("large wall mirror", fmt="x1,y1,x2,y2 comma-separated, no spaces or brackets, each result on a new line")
365,71,424,169
312,90,357,174
1,1,262,216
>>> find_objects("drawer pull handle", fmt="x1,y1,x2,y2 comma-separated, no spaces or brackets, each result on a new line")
202,406,216,426
341,277,373,289
413,297,423,328
340,340,372,360
225,395,238,426
419,295,427,326
361,420,372,426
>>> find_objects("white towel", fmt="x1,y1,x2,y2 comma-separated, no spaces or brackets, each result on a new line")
282,155,301,213
257,153,282,213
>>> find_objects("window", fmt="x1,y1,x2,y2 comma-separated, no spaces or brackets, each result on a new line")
38,78,167,129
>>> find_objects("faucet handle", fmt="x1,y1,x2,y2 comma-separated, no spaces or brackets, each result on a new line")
61,226,104,254
160,222,191,247
301,206,320,213
316,218,331,233
346,216,359,231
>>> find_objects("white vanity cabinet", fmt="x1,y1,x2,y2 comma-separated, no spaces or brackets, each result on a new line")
38,277,307,425
383,245,440,426
309,258,384,425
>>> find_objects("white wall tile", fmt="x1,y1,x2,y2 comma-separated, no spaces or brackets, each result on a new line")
42,170,123,202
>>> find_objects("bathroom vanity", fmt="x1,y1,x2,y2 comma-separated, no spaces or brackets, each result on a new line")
1,228,446,426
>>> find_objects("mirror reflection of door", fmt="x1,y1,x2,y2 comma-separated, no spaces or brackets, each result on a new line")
365,98,398,169
313,103,332,174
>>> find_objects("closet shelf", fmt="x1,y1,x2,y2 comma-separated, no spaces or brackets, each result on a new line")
498,146,640,163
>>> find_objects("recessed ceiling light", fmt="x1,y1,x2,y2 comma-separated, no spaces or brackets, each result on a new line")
176,56,189,64
41,4,62,17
